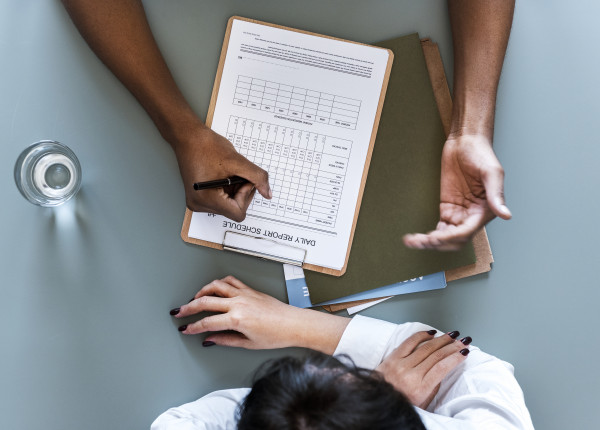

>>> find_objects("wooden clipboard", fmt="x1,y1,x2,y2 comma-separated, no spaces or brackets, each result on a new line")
321,38,494,312
181,16,394,276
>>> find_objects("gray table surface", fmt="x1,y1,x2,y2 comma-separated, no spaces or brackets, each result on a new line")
2,1,599,429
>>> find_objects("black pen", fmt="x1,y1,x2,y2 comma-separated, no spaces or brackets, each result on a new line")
193,176,249,191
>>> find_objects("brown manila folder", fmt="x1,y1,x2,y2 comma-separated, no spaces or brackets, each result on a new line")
320,36,493,312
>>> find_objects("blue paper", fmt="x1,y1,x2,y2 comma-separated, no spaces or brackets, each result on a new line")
285,271,446,308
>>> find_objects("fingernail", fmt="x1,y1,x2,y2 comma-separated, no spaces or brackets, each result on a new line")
460,348,470,356
169,307,181,316
178,324,187,332
427,329,437,335
268,188,273,199
460,336,472,345
447,331,460,339
497,200,512,216
202,341,216,347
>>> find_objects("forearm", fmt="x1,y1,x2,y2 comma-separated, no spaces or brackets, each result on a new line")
448,0,515,139
289,307,350,355
61,0,202,146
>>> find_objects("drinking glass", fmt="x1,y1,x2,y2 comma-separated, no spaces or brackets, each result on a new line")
14,140,82,207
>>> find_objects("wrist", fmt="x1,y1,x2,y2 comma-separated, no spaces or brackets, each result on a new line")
287,308,350,354
158,111,208,152
140,92,208,149
449,87,496,141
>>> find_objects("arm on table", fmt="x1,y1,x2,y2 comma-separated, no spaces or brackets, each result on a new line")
173,275,350,354
404,0,515,251
61,0,271,221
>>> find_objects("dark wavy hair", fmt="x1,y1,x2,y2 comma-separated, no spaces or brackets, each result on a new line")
237,352,425,430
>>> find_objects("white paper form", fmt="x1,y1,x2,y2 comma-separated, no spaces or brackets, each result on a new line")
188,18,391,271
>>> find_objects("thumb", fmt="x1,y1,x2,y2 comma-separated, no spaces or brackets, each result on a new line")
234,158,272,200
232,182,257,209
481,165,512,220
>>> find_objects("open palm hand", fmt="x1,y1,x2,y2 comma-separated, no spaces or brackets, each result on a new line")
404,134,511,251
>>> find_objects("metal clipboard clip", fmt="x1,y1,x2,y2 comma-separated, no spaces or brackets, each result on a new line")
222,231,307,266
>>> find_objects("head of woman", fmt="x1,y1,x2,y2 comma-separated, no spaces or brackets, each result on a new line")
237,352,426,430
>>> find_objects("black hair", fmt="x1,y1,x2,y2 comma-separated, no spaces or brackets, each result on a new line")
237,352,426,430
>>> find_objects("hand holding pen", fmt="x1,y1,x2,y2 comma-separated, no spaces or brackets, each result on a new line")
173,125,272,222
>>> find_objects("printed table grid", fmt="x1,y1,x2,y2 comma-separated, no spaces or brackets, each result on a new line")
233,75,361,130
226,116,352,228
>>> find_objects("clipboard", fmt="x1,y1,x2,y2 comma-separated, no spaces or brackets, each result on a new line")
181,16,394,276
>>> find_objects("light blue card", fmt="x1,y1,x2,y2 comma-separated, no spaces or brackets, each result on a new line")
284,266,446,308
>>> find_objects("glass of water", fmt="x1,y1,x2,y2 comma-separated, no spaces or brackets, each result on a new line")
14,140,82,207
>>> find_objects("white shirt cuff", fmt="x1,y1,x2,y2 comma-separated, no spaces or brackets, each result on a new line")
333,315,401,369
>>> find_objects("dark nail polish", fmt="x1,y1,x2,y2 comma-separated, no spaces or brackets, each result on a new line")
427,329,437,335
460,336,472,346
460,348,470,356
447,331,460,339
178,324,187,332
202,341,216,347
169,307,181,316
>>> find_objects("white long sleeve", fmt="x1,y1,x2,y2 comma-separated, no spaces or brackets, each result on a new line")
152,316,534,429
333,316,534,430
151,388,249,430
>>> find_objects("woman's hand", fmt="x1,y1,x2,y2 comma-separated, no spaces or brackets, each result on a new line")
376,329,472,409
170,276,349,353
